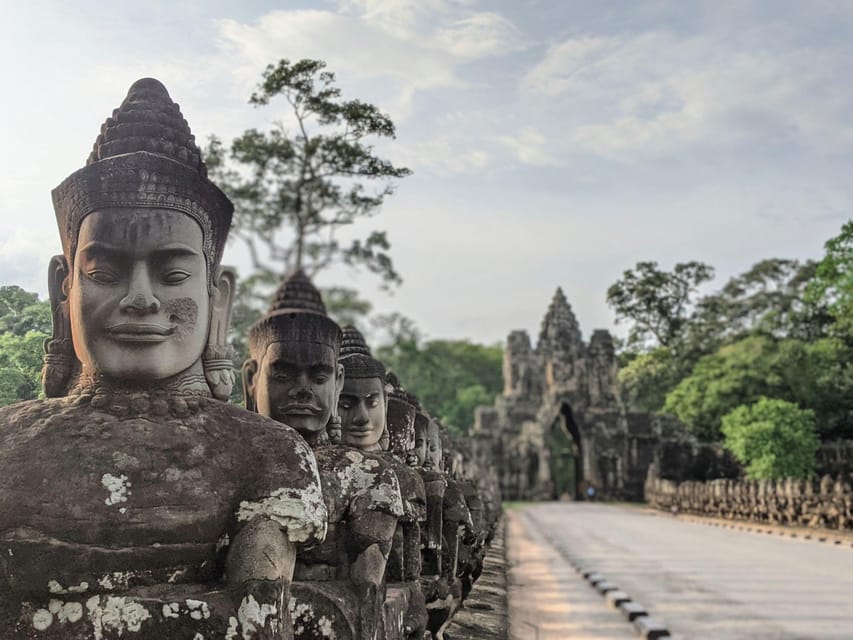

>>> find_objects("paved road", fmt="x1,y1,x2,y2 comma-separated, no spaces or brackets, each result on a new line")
511,503,853,640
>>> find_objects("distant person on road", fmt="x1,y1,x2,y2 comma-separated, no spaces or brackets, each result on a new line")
586,485,596,501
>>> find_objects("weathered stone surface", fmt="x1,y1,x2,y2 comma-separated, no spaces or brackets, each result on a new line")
1,77,326,639
244,272,404,640
645,467,853,532
472,288,739,503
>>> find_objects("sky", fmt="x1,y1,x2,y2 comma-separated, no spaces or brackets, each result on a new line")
1,0,851,346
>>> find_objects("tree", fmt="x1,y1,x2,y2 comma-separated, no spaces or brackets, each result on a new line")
662,335,853,441
206,59,411,287
721,398,819,480
0,286,51,407
617,346,680,413
375,328,503,435
807,220,853,339
662,336,779,441
685,259,827,357
0,286,51,336
607,261,714,352
0,332,46,405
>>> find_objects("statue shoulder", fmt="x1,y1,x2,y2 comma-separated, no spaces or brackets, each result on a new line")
317,446,404,519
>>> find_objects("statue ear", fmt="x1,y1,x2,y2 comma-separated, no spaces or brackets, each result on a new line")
242,359,258,413
334,361,345,402
204,266,237,401
42,255,77,397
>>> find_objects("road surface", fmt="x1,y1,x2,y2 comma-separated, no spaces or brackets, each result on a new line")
508,502,853,640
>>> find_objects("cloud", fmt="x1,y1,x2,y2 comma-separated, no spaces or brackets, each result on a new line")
495,126,555,166
214,2,525,120
522,29,853,160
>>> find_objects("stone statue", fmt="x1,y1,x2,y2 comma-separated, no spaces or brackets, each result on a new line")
243,272,403,640
337,328,428,638
0,78,327,639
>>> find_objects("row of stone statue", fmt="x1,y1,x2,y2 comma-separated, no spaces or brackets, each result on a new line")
0,78,501,639
646,468,853,531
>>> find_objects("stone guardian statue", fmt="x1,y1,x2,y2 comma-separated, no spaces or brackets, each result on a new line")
0,78,327,639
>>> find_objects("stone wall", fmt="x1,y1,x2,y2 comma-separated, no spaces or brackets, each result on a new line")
645,470,853,530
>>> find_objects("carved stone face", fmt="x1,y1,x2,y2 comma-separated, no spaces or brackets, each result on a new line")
67,208,210,382
424,420,442,470
249,341,343,435
338,376,386,450
414,415,428,467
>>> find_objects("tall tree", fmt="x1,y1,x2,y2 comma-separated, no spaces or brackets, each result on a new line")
807,220,853,340
607,261,714,352
206,58,411,287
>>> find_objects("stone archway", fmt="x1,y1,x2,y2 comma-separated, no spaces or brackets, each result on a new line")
547,403,584,500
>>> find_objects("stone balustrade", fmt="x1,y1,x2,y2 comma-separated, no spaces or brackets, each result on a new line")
645,470,853,530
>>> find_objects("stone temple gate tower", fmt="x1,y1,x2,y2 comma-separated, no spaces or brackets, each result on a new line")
470,288,718,501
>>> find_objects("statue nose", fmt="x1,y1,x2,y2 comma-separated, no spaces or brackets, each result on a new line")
353,407,369,426
120,292,161,314
288,380,313,400
120,263,161,314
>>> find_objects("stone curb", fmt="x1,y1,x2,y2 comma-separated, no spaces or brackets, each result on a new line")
648,508,853,548
445,518,509,639
537,527,672,640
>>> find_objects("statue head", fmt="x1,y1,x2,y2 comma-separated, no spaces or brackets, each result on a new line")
46,78,235,398
243,270,343,438
385,372,417,456
413,406,430,467
338,326,388,451
424,418,443,471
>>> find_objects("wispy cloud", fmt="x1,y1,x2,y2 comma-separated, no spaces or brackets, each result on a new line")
522,28,853,160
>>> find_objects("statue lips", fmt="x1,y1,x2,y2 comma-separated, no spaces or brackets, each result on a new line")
278,403,322,417
106,323,176,343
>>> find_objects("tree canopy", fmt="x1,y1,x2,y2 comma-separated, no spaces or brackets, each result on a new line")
721,397,819,480
0,286,50,406
206,58,411,288
607,260,714,352
376,334,503,436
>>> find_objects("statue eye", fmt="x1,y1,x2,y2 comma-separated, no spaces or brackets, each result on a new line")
313,374,329,384
86,269,119,284
366,396,380,408
339,398,353,410
162,270,191,284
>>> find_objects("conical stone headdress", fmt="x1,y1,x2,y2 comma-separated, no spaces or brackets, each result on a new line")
385,371,416,453
51,78,233,283
248,270,342,357
340,326,385,380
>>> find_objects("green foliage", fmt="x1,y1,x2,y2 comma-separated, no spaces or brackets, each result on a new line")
685,259,827,359
205,58,410,287
0,286,51,336
663,336,778,441
617,346,681,413
607,261,714,351
0,286,50,407
376,334,503,435
807,220,853,339
663,335,853,441
721,398,819,479
0,332,46,405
